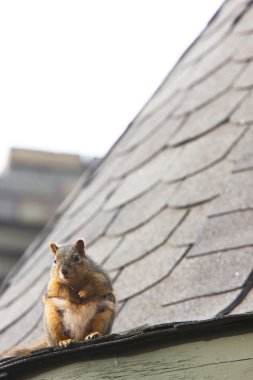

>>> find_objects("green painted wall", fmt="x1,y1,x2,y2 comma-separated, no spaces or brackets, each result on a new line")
20,331,253,379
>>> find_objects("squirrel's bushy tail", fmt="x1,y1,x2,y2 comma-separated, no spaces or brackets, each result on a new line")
2,339,47,358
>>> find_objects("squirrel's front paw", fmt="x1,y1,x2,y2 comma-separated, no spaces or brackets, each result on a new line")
59,339,73,347
78,290,87,299
85,332,101,340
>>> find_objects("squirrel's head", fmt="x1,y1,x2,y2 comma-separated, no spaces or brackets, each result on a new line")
49,239,90,285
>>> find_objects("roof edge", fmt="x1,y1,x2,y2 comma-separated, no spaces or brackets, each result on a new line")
1,312,253,378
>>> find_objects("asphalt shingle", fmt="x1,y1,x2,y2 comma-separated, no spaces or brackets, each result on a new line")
181,21,231,65
113,243,187,301
232,288,253,314
107,182,179,236
231,92,253,124
0,272,47,333
104,148,181,210
229,126,253,170
0,301,43,354
234,61,253,89
113,288,241,333
169,161,232,208
189,210,253,256
170,204,211,246
112,118,184,179
160,248,253,304
104,208,187,270
163,123,245,183
118,92,186,153
87,236,122,264
204,1,245,37
209,171,253,215
70,209,117,245
234,5,253,33
174,61,243,116
234,33,253,61
170,91,246,146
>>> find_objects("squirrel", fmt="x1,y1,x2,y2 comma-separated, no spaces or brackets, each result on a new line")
5,238,116,356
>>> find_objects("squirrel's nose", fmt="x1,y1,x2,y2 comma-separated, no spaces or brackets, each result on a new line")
61,268,69,277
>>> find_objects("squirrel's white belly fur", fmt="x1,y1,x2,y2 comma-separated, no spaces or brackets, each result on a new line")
52,297,97,340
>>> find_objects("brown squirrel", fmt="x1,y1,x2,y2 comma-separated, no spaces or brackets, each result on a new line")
6,239,116,356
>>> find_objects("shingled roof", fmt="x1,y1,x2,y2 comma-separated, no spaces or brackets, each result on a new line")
1,0,253,353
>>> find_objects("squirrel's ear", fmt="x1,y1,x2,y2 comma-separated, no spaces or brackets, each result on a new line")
49,242,59,254
75,239,85,255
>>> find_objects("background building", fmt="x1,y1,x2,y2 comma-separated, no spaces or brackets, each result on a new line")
0,148,97,282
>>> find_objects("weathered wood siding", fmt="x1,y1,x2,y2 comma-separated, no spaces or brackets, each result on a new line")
21,331,253,379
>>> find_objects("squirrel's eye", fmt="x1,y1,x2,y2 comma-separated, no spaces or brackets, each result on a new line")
54,259,57,264
74,255,80,263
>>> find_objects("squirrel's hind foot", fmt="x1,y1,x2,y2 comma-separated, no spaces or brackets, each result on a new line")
85,332,101,340
58,339,73,347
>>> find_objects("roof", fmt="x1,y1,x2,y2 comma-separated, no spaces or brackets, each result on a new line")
1,0,253,354
1,312,253,378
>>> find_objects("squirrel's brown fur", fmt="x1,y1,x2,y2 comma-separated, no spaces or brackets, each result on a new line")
5,239,116,357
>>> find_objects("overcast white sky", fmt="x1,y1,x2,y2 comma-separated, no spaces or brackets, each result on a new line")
0,0,224,173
